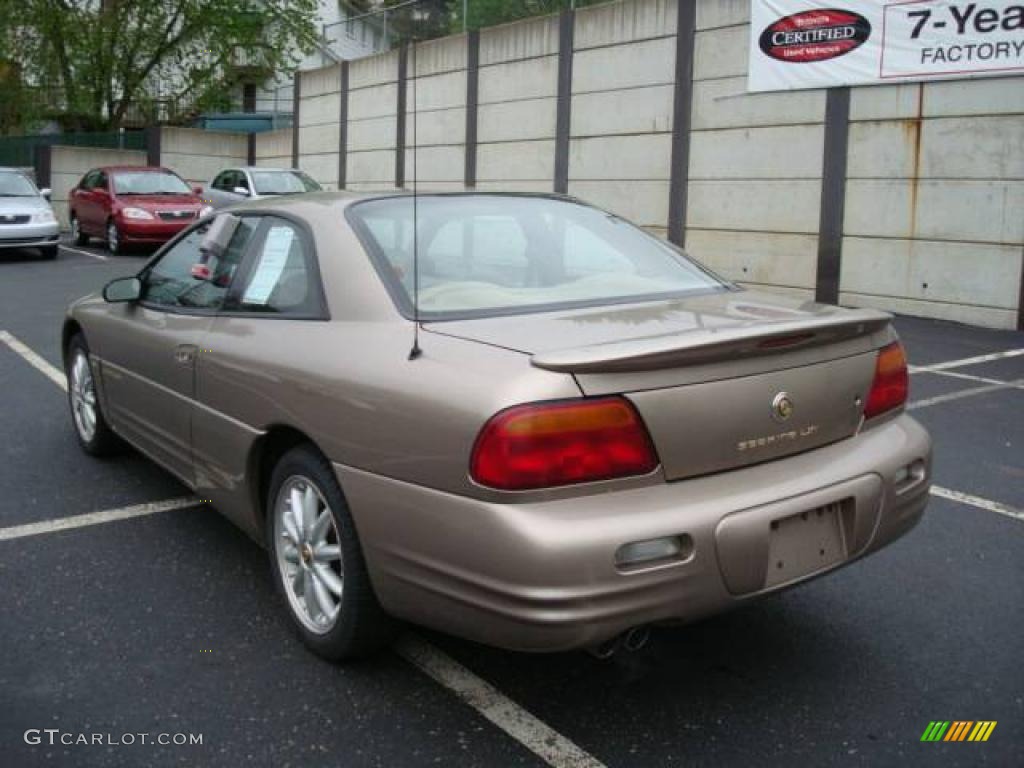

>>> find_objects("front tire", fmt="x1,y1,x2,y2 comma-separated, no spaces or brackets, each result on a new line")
70,214,88,246
106,220,122,255
66,334,121,456
267,445,395,661
40,245,58,260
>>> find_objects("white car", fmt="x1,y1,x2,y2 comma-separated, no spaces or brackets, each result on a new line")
203,167,322,209
0,168,60,259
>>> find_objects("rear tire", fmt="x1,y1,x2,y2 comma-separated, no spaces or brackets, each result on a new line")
267,444,396,661
70,215,88,246
66,334,122,456
40,245,58,260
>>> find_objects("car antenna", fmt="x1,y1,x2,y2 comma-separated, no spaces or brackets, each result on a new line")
408,24,422,361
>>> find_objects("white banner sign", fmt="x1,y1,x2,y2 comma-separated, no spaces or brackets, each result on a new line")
749,1,1024,91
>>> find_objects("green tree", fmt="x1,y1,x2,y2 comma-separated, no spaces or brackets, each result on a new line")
455,0,569,31
0,0,320,130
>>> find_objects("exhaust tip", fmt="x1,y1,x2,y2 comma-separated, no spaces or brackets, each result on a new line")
586,636,621,659
586,627,650,658
623,626,649,653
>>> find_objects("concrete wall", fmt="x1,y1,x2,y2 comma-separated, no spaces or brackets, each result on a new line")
686,0,825,300
569,0,677,234
403,34,468,191
686,0,1024,327
254,129,294,169
476,16,560,193
296,66,342,186
48,146,147,228
160,127,247,186
204,0,1024,328
839,80,1024,328
347,49,401,190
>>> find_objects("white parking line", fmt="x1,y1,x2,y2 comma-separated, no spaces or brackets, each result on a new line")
908,379,1024,410
909,347,1024,373
2,328,1020,764
396,635,607,768
0,497,198,541
0,330,67,391
1,328,603,768
912,368,1024,388
59,243,108,261
931,486,1023,523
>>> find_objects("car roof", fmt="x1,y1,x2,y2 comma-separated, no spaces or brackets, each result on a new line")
95,166,175,173
225,189,576,216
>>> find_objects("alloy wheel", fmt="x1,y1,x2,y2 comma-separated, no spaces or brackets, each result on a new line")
70,351,97,442
107,222,119,253
273,476,344,634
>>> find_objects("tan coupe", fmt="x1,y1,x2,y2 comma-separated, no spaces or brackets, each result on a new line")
63,192,932,659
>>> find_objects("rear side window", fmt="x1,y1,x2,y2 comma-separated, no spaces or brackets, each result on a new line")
232,219,321,316
142,219,257,310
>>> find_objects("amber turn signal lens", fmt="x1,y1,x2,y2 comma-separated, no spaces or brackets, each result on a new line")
471,397,659,491
864,341,909,419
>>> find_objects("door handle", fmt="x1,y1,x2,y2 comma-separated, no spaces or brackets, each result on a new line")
174,345,196,365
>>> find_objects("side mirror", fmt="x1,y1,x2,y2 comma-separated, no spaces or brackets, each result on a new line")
193,185,204,195
232,186,250,197
103,276,142,303
39,188,52,199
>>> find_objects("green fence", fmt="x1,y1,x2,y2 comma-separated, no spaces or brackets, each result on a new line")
0,131,147,170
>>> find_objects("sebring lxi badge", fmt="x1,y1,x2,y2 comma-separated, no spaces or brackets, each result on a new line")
771,391,794,422
736,392,820,453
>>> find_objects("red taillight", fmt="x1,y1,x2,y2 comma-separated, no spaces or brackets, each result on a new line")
864,341,909,419
470,397,659,491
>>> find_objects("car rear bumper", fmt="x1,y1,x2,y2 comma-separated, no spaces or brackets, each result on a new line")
0,221,60,248
337,413,931,652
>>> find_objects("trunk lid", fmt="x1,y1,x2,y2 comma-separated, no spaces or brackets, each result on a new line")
426,290,893,480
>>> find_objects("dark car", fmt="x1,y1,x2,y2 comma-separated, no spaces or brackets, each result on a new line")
69,166,212,254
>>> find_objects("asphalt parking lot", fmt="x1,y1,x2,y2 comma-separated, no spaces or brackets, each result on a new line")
1,240,1021,767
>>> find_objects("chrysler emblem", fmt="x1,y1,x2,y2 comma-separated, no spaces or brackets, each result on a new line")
771,392,794,422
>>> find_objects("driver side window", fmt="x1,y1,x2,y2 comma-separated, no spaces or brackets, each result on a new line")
142,218,258,310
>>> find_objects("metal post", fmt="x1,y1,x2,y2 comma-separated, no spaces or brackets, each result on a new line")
815,87,851,306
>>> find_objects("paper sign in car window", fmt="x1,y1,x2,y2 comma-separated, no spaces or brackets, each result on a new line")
243,225,294,305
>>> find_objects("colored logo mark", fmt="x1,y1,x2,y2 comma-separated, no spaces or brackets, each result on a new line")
920,721,997,742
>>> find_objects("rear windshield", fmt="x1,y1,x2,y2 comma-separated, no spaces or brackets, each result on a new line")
113,172,191,195
347,195,726,320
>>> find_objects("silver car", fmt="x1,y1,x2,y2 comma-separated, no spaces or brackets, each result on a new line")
203,167,322,210
0,168,60,259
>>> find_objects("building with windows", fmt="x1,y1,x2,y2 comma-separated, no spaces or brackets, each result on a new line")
238,1,391,120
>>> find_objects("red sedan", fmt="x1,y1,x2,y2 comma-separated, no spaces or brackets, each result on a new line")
69,166,212,254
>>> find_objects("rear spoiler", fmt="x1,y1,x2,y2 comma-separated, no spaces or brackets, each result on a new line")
530,308,892,373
